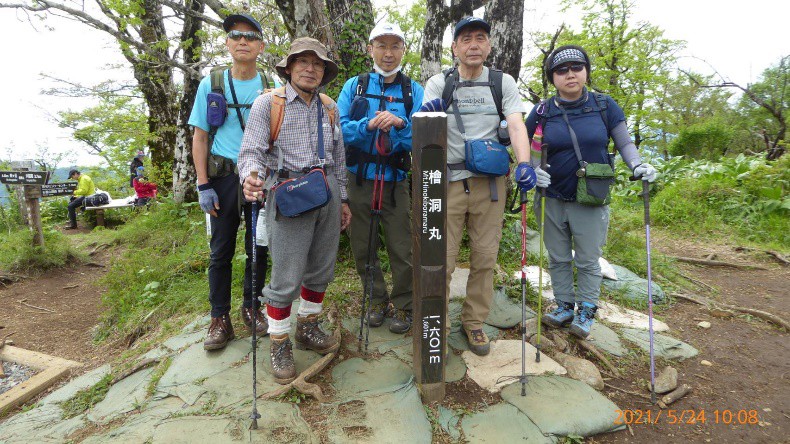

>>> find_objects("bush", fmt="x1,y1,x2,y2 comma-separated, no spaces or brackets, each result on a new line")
0,228,84,272
668,119,735,160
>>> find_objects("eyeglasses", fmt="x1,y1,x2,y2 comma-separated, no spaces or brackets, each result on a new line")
228,30,263,41
294,57,326,71
554,64,585,75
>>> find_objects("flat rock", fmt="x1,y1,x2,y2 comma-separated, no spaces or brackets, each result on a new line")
461,402,555,443
598,301,669,332
502,376,624,437
155,338,250,398
88,367,154,424
585,322,628,357
0,403,85,443
342,317,409,351
437,406,462,441
620,328,698,360
81,397,187,444
601,264,665,304
40,364,111,405
485,287,536,328
450,267,470,300
654,366,678,394
181,314,211,333
150,416,245,443
445,351,467,382
332,356,412,398
515,266,552,292
326,383,431,444
552,352,604,390
162,330,206,351
462,340,566,393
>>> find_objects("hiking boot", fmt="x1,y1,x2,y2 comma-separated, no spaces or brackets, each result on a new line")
389,308,412,334
64,224,77,230
569,302,598,339
241,306,269,336
270,333,296,384
464,327,490,356
543,300,575,329
295,314,339,355
366,301,388,327
204,314,235,350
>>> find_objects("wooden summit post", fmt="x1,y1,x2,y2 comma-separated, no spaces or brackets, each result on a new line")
411,112,447,403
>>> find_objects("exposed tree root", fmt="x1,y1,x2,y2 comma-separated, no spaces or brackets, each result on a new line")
669,256,767,270
672,292,789,331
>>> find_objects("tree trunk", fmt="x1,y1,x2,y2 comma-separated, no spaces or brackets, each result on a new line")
484,0,523,80
173,0,205,203
420,0,488,83
325,0,374,88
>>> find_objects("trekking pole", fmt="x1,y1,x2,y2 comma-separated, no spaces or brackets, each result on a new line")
249,170,262,430
536,143,548,364
519,186,529,396
631,176,656,404
358,159,386,353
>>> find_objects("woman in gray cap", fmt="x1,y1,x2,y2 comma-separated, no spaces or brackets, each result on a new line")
525,44,657,339
238,37,350,384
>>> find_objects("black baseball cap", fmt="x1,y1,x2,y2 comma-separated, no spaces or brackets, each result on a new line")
453,16,491,40
222,14,263,33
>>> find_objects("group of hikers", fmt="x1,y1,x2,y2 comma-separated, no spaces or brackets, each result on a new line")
189,13,656,384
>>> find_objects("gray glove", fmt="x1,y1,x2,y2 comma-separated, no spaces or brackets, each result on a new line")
535,166,551,188
198,186,220,215
633,163,657,182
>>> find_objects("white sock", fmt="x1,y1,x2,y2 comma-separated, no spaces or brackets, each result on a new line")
297,298,322,317
267,315,291,335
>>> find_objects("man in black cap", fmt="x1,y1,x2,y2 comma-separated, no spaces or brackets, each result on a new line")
188,14,275,351
421,16,536,356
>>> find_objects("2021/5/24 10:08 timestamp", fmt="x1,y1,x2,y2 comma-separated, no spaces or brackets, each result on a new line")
614,409,760,425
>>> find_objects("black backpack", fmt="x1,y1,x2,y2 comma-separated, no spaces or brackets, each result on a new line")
352,72,415,117
84,192,109,207
207,66,275,141
441,67,505,122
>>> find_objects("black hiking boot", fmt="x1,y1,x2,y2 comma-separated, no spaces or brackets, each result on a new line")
366,301,389,327
389,308,412,334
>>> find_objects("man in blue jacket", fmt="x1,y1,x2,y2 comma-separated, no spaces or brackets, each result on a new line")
337,21,424,334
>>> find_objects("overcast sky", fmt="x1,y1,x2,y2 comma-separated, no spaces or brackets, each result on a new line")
0,0,785,168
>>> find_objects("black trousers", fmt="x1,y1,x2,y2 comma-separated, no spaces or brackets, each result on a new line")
68,196,85,226
207,173,268,318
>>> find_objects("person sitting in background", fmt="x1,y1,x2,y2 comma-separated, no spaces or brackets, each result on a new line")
66,169,95,230
130,150,145,187
132,170,158,206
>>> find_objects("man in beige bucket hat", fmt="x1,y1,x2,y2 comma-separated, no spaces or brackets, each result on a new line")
238,37,350,384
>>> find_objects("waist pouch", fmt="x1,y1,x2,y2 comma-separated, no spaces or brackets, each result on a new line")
273,168,331,217
576,162,614,206
207,153,236,178
464,139,510,176
206,92,227,128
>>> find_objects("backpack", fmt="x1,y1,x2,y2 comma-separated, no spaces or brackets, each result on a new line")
268,87,336,146
207,66,276,142
353,72,415,117
441,67,505,122
83,192,109,207
535,92,610,137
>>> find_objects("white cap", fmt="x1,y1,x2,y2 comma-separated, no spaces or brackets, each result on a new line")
368,21,405,43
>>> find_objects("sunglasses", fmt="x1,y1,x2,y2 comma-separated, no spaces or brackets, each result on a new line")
554,64,585,75
228,30,263,41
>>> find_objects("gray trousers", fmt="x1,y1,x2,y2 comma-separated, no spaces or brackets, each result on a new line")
535,197,609,306
263,173,341,309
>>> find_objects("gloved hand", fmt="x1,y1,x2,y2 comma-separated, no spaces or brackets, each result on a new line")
198,186,220,216
633,163,657,182
419,98,447,112
535,166,551,188
514,163,537,192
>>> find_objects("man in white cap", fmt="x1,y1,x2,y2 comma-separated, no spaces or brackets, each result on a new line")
337,21,424,334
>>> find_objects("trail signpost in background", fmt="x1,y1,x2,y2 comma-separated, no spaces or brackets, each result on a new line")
411,112,448,403
1,164,54,247
41,183,76,197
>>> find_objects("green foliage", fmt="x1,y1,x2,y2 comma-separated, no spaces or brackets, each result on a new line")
60,374,113,419
668,118,735,159
651,154,789,248
0,228,84,272
94,199,210,340
379,0,427,80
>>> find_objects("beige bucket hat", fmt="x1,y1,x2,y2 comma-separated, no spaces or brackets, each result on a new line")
275,37,339,86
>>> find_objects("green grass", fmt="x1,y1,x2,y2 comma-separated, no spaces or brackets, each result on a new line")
0,227,85,272
60,373,113,419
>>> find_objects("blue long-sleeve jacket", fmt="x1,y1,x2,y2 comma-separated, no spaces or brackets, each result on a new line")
337,72,424,182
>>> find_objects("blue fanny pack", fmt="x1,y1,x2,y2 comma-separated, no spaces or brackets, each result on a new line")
464,139,510,176
272,100,332,217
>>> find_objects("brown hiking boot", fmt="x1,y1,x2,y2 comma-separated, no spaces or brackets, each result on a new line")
295,314,339,355
203,314,235,350
241,306,268,335
270,333,296,384
464,327,490,356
